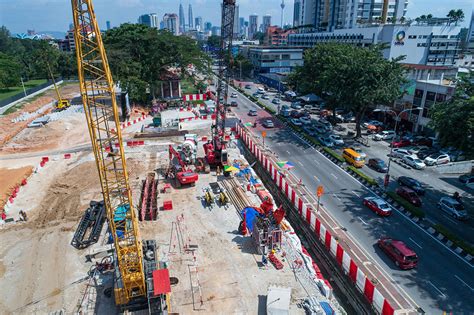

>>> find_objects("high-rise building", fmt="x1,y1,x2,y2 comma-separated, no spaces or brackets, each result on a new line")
188,4,194,30
106,21,111,30
293,0,301,27
233,5,240,39
263,15,272,33
249,14,258,39
466,9,474,51
239,17,245,35
138,13,158,28
163,13,179,36
211,26,221,36
195,16,203,32
179,3,185,33
204,22,212,32
280,0,285,27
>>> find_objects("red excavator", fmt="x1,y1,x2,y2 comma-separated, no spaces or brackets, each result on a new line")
167,145,198,187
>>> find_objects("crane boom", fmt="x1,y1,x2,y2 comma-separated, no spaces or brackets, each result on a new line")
71,0,145,304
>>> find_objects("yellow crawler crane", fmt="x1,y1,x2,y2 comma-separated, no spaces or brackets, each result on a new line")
47,62,70,110
70,0,145,306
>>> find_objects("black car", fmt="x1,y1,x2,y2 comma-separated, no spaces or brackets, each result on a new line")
397,176,425,195
368,158,388,173
459,174,474,184
417,148,437,160
230,100,238,107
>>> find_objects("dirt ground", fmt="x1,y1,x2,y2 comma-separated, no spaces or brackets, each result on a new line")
0,166,33,209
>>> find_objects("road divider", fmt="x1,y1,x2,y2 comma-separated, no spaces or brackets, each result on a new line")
432,224,474,256
385,191,425,219
346,166,378,186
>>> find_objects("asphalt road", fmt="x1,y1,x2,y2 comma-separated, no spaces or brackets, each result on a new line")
226,82,474,314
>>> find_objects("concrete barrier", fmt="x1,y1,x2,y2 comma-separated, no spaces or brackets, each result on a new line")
434,160,473,174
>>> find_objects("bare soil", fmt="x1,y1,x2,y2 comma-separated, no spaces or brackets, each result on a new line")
0,166,33,209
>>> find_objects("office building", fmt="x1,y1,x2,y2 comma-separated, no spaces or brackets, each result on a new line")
239,17,245,35
234,5,240,39
204,22,212,32
195,16,203,31
138,13,158,28
106,21,111,30
179,3,185,33
163,13,179,36
188,4,194,30
289,24,461,66
241,46,304,73
263,15,272,34
211,26,221,36
467,10,474,51
293,0,302,27
249,14,258,40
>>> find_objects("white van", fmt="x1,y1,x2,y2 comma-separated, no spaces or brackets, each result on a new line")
257,87,265,94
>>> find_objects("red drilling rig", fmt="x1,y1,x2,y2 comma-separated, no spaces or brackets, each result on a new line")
203,0,236,167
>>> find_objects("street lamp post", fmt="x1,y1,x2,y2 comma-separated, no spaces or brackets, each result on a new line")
384,107,422,188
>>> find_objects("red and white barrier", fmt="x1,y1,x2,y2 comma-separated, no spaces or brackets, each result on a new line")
236,123,397,315
183,94,207,101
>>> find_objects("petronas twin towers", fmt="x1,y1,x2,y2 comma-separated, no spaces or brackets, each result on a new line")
179,2,194,33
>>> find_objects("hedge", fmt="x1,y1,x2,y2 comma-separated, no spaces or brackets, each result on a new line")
433,224,474,256
347,166,377,186
323,147,345,163
386,191,425,219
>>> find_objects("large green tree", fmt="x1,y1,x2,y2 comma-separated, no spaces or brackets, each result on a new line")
0,52,21,88
288,43,406,137
103,23,211,104
429,75,474,154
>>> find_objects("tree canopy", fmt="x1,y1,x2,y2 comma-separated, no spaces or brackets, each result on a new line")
429,75,474,154
103,23,211,104
287,43,406,136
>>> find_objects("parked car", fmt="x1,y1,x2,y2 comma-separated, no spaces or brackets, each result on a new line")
291,118,302,126
377,237,418,269
230,100,238,107
448,150,466,162
424,153,450,166
363,197,392,216
459,174,474,184
315,125,326,134
262,119,274,128
328,134,344,146
291,110,303,118
391,139,412,148
291,102,302,109
373,130,396,141
299,117,312,125
245,84,252,89
437,197,468,220
402,155,426,170
396,187,422,207
412,136,432,146
397,176,425,195
262,94,270,100
407,146,429,155
257,87,265,93
272,98,281,104
231,92,238,98
349,146,366,160
303,105,313,111
248,109,257,116
417,148,438,160
363,120,383,128
318,119,333,132
343,114,355,122
318,136,334,147
252,92,260,98
303,126,318,136
326,115,344,125
390,148,410,159
368,158,388,173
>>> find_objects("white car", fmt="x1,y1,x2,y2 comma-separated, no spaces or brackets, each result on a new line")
390,148,410,159
424,153,450,166
373,130,396,141
291,118,302,126
262,94,270,100
231,92,238,98
299,117,312,125
328,134,344,146
257,87,265,93
318,136,334,147
402,155,426,170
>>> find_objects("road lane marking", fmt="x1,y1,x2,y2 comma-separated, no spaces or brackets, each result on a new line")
427,281,446,298
286,150,291,154
331,173,337,179
332,193,341,201
408,237,423,249
442,214,459,225
298,161,304,166
454,275,474,291
313,175,320,182
358,217,368,225
352,191,361,197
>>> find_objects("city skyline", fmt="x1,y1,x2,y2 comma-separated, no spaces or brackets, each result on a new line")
0,0,472,34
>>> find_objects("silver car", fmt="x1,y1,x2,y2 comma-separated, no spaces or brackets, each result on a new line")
437,197,468,220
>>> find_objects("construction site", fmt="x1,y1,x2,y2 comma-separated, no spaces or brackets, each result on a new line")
0,1,350,315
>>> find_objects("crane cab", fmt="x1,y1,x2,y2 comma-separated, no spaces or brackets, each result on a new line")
56,99,71,111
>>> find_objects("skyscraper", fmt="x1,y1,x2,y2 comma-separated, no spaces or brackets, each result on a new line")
188,4,194,30
163,13,179,36
106,21,111,30
233,5,240,39
249,14,258,39
204,22,212,33
195,16,203,31
179,3,185,33
138,13,158,28
263,15,272,33
293,0,301,27
239,17,245,35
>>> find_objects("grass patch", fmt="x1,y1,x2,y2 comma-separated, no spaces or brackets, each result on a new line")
433,224,474,256
323,147,345,163
0,79,48,102
386,191,425,219
347,166,377,186
181,77,199,95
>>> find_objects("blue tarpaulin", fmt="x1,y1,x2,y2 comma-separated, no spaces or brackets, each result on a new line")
241,207,262,233
114,204,129,222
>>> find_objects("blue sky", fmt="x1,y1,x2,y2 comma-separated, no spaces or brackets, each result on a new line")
0,0,472,34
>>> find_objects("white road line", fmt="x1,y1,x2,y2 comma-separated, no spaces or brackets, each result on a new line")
331,173,337,179
352,191,361,197
454,275,474,291
298,161,304,166
313,175,320,182
408,237,423,249
358,217,368,225
286,150,291,155
332,193,341,201
442,214,459,225
428,281,447,298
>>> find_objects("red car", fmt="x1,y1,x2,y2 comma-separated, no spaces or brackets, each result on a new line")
363,197,392,216
378,237,418,269
390,139,412,148
396,187,422,207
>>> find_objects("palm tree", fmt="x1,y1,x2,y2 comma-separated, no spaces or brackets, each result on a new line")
415,17,421,25
400,16,406,24
447,9,456,25
454,9,465,25
427,14,433,19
